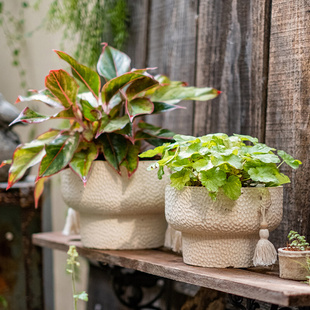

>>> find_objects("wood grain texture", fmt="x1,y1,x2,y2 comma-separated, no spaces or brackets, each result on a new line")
33,231,310,307
194,0,271,141
266,1,310,249
144,0,198,134
125,0,150,68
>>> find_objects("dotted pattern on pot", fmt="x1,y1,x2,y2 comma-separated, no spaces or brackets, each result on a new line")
61,161,169,249
165,186,283,268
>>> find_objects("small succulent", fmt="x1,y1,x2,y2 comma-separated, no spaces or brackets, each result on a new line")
0,43,219,206
287,231,310,251
140,133,302,200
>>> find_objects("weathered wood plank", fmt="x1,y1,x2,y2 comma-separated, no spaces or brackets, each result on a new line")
0,180,44,310
145,0,198,134
266,1,310,249
33,232,310,307
125,0,150,68
194,0,271,141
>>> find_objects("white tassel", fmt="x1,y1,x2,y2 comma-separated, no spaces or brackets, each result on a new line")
253,193,277,266
164,224,182,253
62,208,80,236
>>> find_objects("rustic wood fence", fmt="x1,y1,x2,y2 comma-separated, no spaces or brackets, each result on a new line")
126,0,310,249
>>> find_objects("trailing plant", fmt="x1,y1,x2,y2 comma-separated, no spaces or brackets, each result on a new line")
0,0,41,89
139,133,302,200
286,231,310,251
46,0,129,68
0,0,129,91
66,245,88,310
0,43,219,206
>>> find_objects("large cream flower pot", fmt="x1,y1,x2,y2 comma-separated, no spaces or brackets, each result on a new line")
278,248,310,280
61,161,168,249
165,186,283,268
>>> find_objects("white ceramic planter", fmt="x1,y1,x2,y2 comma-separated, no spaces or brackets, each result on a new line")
61,161,168,249
278,248,310,280
165,186,283,268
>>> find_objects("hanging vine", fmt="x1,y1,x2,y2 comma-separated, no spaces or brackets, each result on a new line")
0,0,129,91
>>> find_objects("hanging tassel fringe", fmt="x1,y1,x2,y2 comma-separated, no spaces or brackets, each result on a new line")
62,208,80,236
164,224,182,253
253,192,277,266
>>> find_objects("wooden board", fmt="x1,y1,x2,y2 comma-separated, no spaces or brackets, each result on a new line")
265,1,310,249
125,0,150,69
145,0,198,134
33,231,310,307
194,0,271,140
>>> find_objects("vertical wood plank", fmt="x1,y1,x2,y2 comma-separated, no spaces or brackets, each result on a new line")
145,0,198,135
266,1,310,248
194,0,271,141
125,0,150,68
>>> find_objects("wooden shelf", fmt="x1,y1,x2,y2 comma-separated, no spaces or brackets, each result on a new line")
33,231,310,307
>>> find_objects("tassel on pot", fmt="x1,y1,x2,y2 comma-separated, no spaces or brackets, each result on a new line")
253,196,277,267
62,208,80,236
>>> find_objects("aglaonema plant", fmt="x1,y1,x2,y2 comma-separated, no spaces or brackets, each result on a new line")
139,133,302,200
0,43,220,207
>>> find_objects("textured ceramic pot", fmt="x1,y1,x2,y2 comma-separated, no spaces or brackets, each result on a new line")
165,186,283,268
61,161,168,249
278,248,310,280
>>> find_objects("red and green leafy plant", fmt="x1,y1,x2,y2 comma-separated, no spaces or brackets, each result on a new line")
0,43,219,206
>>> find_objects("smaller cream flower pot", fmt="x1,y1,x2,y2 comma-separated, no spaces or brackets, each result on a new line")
278,248,310,280
165,186,283,268
61,161,168,249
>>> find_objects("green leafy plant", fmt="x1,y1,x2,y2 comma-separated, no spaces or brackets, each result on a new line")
0,296,8,309
0,43,219,206
66,245,88,310
287,231,310,251
140,133,302,200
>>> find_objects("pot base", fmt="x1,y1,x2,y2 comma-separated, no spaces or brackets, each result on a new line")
79,213,167,250
182,233,259,268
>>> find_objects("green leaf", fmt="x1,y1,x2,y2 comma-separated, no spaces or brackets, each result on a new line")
277,150,302,169
7,130,60,188
192,158,213,172
10,107,50,125
152,101,184,114
52,106,75,120
0,159,12,168
170,169,191,190
200,168,226,192
34,178,45,208
102,73,155,104
251,153,280,164
137,122,175,138
247,143,275,154
233,134,258,144
69,142,98,184
102,115,130,133
38,132,80,178
173,134,197,143
212,154,243,170
97,44,131,80
100,133,128,172
222,175,242,200
77,92,99,108
121,141,140,176
150,84,219,105
16,89,62,108
248,166,279,184
55,50,100,98
139,144,169,158
74,291,88,302
45,69,79,108
126,77,158,100
127,98,154,120
177,142,202,159
80,99,99,122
